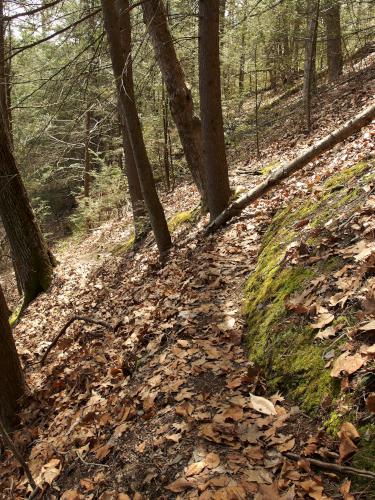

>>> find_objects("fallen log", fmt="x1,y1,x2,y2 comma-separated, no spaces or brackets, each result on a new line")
207,102,375,233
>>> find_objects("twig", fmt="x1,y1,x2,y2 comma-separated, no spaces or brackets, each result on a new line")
0,419,38,493
284,452,375,480
40,316,114,366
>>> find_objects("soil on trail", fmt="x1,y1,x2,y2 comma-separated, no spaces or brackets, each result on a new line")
0,58,374,499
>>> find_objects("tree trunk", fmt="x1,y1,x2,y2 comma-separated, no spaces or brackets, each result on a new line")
162,80,171,191
0,284,24,430
141,0,207,206
83,109,91,199
207,103,375,232
303,0,320,131
0,0,11,144
324,0,343,82
198,0,231,220
0,114,53,308
102,0,171,256
118,103,148,239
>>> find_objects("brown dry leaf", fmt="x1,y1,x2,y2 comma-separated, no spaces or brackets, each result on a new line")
244,468,272,484
185,460,206,477
338,422,360,441
303,435,319,456
176,401,194,417
205,453,221,469
366,393,375,413
61,491,83,500
36,458,61,487
217,316,236,331
359,319,375,331
80,478,95,492
250,394,277,416
339,480,355,500
166,433,182,443
255,482,282,500
310,313,335,329
299,479,324,500
166,477,195,493
244,445,263,461
339,434,358,463
95,444,112,460
330,352,364,378
315,325,340,340
277,437,295,453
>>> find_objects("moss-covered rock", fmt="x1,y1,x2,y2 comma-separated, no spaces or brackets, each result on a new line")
244,160,373,414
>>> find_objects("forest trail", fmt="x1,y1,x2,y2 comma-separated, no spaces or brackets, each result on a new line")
1,58,374,498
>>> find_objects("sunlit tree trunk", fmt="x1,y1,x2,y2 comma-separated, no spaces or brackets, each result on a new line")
199,0,231,220
324,0,343,81
102,0,171,255
0,284,24,430
303,0,320,131
141,0,207,207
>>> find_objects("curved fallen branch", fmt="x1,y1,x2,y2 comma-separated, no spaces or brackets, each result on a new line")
284,452,375,480
0,419,38,494
40,316,114,366
207,102,375,233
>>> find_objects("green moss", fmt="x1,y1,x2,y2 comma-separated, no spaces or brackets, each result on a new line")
323,412,342,436
244,160,374,414
110,234,135,256
167,210,194,232
9,303,23,327
261,160,280,175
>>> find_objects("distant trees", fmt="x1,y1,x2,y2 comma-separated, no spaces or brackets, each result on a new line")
199,0,231,220
0,284,24,430
102,0,171,256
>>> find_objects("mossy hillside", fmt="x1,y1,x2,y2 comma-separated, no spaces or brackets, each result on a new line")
244,160,372,414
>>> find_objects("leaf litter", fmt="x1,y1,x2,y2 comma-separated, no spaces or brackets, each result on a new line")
1,59,375,499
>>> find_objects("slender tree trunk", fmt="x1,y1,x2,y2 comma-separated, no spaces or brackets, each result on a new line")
102,0,171,255
303,0,320,131
199,0,231,220
0,284,24,431
83,109,91,199
324,0,343,81
141,0,207,206
238,28,246,97
0,0,11,144
162,81,171,191
118,103,148,239
0,109,53,306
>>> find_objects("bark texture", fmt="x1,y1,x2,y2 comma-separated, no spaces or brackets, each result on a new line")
199,0,231,220
102,0,171,255
0,285,24,430
207,103,375,232
324,0,343,82
303,0,320,131
0,109,53,306
141,0,206,204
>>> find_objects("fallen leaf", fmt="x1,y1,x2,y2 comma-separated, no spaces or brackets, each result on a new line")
185,460,206,477
250,394,277,416
339,433,357,463
244,468,272,484
310,313,335,329
205,452,220,469
166,478,195,493
359,319,375,331
330,352,364,378
338,422,360,442
300,479,324,500
217,316,236,331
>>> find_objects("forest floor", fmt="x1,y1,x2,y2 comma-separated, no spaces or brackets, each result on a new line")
0,56,374,499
